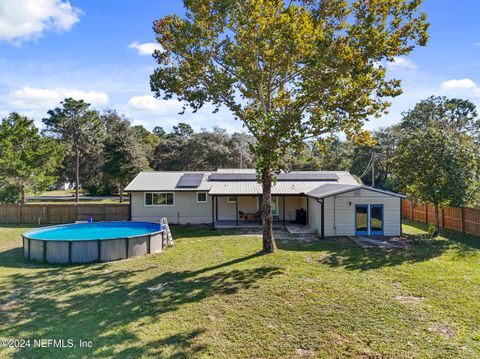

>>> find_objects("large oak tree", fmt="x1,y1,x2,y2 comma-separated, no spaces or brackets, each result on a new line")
150,0,429,252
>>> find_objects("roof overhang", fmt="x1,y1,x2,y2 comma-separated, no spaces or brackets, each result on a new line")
307,185,406,199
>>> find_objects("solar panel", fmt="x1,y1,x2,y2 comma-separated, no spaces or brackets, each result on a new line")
176,173,204,188
209,173,257,181
208,172,338,182
277,173,338,181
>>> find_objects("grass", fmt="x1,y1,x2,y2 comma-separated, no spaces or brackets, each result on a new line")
0,221,479,358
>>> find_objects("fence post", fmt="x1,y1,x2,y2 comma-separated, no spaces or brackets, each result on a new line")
410,200,414,220
460,207,465,233
19,204,22,224
424,204,428,224
441,207,445,228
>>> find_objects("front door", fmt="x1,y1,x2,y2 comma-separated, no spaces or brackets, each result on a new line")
355,204,384,236
370,205,384,235
355,205,369,235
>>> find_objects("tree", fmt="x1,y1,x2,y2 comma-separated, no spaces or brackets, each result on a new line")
43,98,105,202
150,0,428,252
102,111,150,202
0,113,64,204
131,125,160,167
152,126,167,138
172,123,194,138
391,125,477,235
401,96,479,136
350,126,401,189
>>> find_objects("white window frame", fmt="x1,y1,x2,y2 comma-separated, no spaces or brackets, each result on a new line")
196,192,208,203
227,196,237,203
144,192,175,206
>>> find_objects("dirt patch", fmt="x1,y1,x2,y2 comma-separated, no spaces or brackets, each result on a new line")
428,322,456,339
296,348,315,357
395,295,424,304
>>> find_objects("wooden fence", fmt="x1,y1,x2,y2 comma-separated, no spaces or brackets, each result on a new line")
401,199,480,236
0,203,130,225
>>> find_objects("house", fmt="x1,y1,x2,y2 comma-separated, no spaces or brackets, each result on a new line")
125,169,405,237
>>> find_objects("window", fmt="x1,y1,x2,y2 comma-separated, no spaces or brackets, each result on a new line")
271,197,278,216
197,192,207,203
227,196,237,203
145,192,174,206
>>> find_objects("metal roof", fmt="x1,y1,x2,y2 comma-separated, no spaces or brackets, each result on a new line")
125,170,359,193
208,181,336,195
306,183,406,199
125,172,214,192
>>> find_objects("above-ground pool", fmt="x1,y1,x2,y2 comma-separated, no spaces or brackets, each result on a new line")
23,222,167,264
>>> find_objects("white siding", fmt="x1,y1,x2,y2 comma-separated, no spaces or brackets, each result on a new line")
131,192,212,224
322,189,401,236
308,199,322,233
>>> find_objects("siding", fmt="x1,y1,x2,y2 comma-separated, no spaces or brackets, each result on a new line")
323,189,401,236
308,199,322,233
131,192,212,224
131,192,310,224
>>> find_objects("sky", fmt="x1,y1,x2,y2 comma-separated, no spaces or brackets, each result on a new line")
1,0,480,134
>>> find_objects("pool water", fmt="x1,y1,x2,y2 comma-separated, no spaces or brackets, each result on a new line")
25,222,163,241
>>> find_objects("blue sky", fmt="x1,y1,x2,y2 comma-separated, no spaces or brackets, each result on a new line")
1,0,480,134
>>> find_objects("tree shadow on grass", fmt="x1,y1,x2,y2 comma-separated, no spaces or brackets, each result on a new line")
1,250,282,358
276,224,479,271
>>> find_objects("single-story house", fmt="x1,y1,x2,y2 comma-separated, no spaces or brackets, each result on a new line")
125,169,405,237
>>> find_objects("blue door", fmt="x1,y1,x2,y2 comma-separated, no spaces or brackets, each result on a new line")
370,205,384,235
355,205,369,235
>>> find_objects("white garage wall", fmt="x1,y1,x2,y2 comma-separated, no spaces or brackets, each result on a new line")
323,189,401,236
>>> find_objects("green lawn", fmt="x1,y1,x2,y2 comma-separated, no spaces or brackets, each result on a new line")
0,222,479,358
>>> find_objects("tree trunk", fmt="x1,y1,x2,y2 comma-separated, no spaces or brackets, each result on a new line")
434,203,440,237
261,167,276,253
20,186,27,205
75,144,80,203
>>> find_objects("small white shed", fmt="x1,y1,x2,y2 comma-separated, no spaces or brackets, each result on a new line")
307,184,405,237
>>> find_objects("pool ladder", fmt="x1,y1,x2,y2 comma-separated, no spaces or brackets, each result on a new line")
161,218,174,247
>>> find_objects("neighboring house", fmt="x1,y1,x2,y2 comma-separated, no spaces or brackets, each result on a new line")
125,169,405,237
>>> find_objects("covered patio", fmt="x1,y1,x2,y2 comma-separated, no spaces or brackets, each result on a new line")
210,194,310,229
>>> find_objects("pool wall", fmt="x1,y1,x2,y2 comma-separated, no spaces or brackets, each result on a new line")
23,230,167,264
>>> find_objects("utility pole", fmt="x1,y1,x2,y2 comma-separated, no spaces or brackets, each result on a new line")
371,150,375,187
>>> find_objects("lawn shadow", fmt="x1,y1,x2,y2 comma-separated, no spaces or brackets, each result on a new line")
1,249,282,358
275,224,479,271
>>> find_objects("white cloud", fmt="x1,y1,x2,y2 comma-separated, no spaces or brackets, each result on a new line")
440,78,477,91
127,95,181,114
128,41,162,56
388,56,418,70
125,95,244,133
440,78,480,97
0,0,82,44
474,42,480,47
6,86,109,110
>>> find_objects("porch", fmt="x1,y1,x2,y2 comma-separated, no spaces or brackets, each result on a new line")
210,194,311,232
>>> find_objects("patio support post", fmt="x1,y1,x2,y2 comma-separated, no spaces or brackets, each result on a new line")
282,196,286,227
215,196,218,221
211,196,215,229
320,199,325,239
306,197,309,225
235,196,239,226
